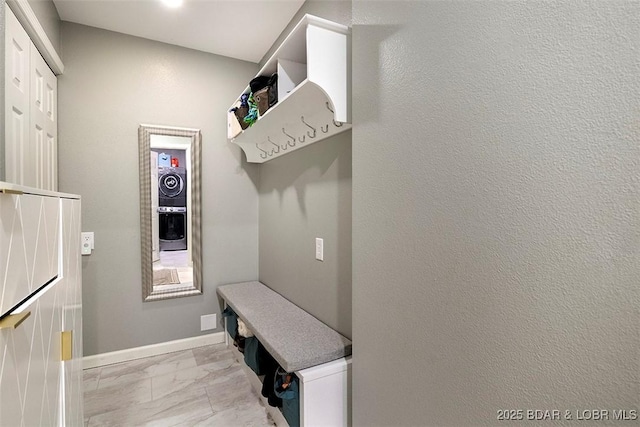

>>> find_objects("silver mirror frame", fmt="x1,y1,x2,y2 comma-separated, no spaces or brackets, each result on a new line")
138,124,202,301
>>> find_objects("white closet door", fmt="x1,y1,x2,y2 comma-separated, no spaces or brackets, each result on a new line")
30,47,58,191
4,7,31,186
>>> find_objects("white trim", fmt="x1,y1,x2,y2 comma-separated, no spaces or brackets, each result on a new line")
296,356,351,382
140,124,201,133
82,332,225,369
6,0,64,75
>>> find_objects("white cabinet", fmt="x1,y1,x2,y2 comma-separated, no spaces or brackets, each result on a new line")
0,190,59,316
297,358,351,427
60,197,83,427
4,6,58,190
0,183,83,426
228,15,351,163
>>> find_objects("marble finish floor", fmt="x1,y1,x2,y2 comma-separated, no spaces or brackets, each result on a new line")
153,250,193,287
83,343,276,426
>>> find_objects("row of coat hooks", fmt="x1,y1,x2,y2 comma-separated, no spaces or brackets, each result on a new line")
256,102,344,159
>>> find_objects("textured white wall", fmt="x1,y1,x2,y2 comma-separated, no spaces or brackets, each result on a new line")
58,23,259,356
352,1,639,425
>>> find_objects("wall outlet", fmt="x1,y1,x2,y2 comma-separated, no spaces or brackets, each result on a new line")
315,237,324,261
200,314,217,331
81,232,94,256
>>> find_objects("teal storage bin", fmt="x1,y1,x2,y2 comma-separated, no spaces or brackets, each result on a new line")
274,369,300,427
243,336,262,375
221,306,238,339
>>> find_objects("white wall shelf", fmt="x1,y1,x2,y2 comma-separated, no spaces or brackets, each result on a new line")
228,15,351,163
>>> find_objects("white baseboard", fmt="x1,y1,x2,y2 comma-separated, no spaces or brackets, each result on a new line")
83,332,225,369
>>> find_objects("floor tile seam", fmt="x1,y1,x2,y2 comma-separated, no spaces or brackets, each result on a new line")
149,361,211,394
150,371,213,402
192,350,236,367
94,367,103,391
203,383,217,418
84,379,153,419
152,357,238,388
144,357,199,379
98,354,198,389
98,348,197,375
159,393,216,427
90,373,154,394
84,378,154,422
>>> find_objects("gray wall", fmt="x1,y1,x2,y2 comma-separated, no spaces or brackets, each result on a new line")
259,131,352,338
258,1,352,338
352,1,639,426
58,22,259,356
27,0,60,54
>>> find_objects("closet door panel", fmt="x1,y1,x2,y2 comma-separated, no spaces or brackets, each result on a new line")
31,47,57,191
4,7,31,186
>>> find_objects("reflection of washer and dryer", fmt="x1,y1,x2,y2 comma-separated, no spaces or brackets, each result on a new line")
158,167,187,207
158,165,187,251
158,206,187,251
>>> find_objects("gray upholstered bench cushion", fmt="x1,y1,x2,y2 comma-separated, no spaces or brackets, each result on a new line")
217,281,352,372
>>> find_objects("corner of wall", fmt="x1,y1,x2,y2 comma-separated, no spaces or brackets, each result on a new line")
0,1,5,181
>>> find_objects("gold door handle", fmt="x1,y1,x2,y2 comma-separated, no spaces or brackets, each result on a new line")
0,311,31,329
0,188,24,195
61,330,73,361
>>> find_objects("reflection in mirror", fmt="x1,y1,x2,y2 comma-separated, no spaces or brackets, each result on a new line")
139,125,202,301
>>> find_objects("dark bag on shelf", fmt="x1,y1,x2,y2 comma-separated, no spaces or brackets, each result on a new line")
249,75,270,93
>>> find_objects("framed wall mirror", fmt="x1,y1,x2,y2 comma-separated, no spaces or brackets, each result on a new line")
138,125,202,301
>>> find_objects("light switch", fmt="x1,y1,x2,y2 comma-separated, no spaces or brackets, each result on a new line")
315,238,324,261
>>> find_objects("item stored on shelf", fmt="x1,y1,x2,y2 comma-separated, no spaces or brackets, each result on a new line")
250,75,270,93
254,87,270,115
158,153,171,167
252,73,279,116
230,94,251,130
268,73,278,107
275,368,300,427
221,306,238,338
244,336,261,374
244,93,259,126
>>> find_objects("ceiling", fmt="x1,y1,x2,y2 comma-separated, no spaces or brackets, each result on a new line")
52,0,306,63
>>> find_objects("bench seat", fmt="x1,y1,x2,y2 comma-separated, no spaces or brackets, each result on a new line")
217,281,352,372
